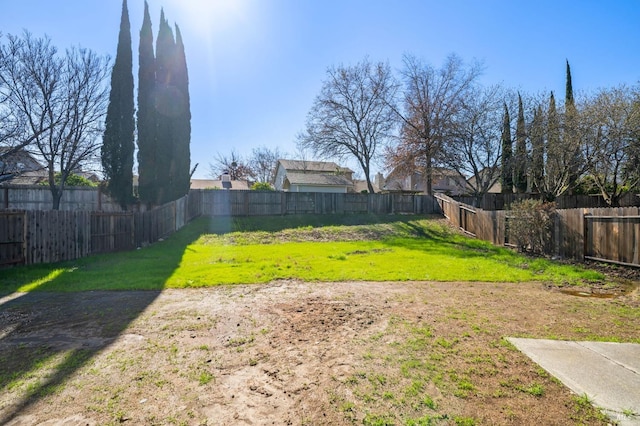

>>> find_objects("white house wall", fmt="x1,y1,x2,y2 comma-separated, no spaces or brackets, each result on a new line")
274,164,287,191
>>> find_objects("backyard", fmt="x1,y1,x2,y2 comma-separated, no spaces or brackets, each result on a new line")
0,215,638,425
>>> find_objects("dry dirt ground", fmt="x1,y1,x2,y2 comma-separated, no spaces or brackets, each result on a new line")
0,279,638,425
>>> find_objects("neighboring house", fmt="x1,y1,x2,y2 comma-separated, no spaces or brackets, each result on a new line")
0,149,47,185
74,169,101,184
351,179,380,194
381,167,466,195
190,174,252,190
274,159,354,193
466,168,502,195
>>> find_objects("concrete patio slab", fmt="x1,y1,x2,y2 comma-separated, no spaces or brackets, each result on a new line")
508,338,640,425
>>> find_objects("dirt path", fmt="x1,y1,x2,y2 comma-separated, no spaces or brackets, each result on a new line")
0,280,637,425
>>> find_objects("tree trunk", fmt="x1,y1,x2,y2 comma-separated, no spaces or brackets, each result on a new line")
425,157,433,195
366,178,375,194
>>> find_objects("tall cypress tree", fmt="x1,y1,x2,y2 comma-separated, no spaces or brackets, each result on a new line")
173,24,192,199
513,93,528,193
565,60,574,106
101,0,135,209
530,105,545,193
137,1,157,205
565,60,581,194
500,103,513,194
154,9,177,204
546,91,562,200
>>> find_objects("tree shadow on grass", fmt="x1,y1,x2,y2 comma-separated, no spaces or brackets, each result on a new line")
0,218,207,424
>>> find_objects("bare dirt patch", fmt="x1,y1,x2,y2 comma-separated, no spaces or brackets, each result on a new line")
0,280,638,425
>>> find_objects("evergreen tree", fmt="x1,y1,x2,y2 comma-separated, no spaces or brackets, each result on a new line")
101,0,135,209
530,105,545,193
137,1,157,205
154,9,177,204
173,24,192,199
513,93,528,193
500,103,513,193
544,91,566,200
565,60,581,194
565,60,574,106
136,6,191,205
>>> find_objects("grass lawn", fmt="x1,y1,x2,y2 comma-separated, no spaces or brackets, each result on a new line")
1,214,604,293
1,214,635,425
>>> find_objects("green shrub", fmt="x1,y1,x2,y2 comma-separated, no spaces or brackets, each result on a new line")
507,199,555,254
40,172,97,187
251,182,274,191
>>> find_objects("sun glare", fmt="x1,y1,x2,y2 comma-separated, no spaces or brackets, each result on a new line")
165,0,249,39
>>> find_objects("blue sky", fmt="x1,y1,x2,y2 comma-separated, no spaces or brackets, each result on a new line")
3,1,640,179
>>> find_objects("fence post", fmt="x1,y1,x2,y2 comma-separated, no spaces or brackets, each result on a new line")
583,212,590,260
553,212,560,258
173,201,177,233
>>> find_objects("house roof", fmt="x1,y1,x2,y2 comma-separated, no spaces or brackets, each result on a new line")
0,170,47,186
278,159,353,174
285,171,352,187
352,179,379,193
0,149,46,184
0,149,44,172
381,166,467,194
190,179,252,190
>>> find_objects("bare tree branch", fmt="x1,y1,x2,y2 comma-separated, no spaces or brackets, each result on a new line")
298,58,398,193
386,54,483,195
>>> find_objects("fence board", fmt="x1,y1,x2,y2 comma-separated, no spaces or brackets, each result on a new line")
0,211,26,266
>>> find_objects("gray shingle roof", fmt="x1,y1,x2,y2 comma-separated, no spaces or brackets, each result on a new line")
278,159,353,173
285,171,353,186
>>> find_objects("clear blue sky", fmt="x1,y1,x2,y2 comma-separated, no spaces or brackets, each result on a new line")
3,1,640,179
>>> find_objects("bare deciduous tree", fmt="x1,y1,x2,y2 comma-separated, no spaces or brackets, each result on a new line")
298,58,397,193
386,54,482,195
581,85,640,206
0,32,110,208
209,150,254,181
0,34,53,180
442,85,508,201
249,145,284,184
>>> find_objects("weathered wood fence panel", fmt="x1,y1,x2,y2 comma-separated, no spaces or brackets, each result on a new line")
24,210,91,265
554,209,585,260
0,194,196,267
2,190,442,267
91,213,135,253
197,190,441,216
584,207,640,266
0,211,26,266
437,193,640,267
475,210,506,245
453,193,640,210
1,185,122,211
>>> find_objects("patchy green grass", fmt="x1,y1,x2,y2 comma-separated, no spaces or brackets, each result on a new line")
1,215,604,292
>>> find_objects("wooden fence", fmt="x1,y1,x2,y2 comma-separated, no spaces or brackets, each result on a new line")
1,185,122,211
583,208,640,267
436,194,640,267
0,193,199,267
1,190,438,267
198,190,440,216
452,192,640,210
